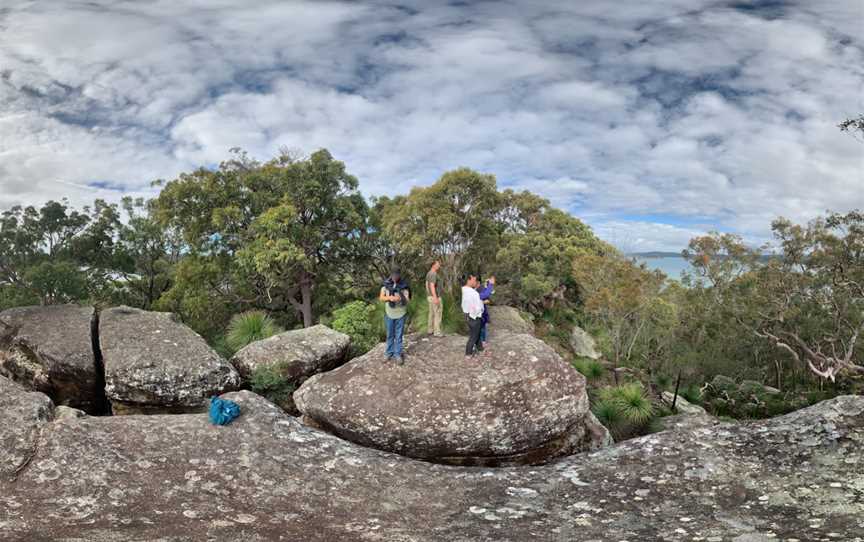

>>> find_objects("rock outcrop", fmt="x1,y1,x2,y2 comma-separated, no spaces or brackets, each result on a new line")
485,305,534,338
569,324,601,359
0,375,53,480
295,333,611,466
230,324,349,411
661,391,708,415
100,306,240,414
1,390,862,541
0,305,104,412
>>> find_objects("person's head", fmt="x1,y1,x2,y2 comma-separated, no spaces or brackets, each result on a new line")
390,264,402,282
431,260,441,272
461,272,478,288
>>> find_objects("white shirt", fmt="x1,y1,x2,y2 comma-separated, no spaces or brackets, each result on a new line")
461,286,484,319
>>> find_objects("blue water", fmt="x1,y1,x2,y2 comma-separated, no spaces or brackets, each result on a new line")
632,256,692,280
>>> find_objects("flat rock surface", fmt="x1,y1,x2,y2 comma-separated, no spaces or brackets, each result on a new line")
1,391,862,541
486,305,534,337
230,324,350,383
0,305,100,411
100,306,240,414
294,333,610,465
0,375,53,480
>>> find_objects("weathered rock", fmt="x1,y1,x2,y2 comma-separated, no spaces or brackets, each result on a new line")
0,304,104,412
569,324,601,359
100,306,240,414
662,391,708,415
0,375,53,480
295,333,611,466
230,324,349,394
54,405,87,420
1,391,863,541
485,305,534,337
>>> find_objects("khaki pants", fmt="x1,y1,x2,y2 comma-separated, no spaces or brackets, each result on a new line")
427,296,443,336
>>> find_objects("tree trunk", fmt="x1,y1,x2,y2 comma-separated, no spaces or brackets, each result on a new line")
300,275,313,328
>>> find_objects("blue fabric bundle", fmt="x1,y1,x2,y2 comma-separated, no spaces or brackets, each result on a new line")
209,396,241,426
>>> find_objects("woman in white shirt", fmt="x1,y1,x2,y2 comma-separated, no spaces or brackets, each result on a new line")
461,273,485,359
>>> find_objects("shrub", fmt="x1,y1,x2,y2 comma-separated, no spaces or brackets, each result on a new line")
225,310,284,354
249,362,297,412
573,358,605,381
331,301,380,356
591,382,656,440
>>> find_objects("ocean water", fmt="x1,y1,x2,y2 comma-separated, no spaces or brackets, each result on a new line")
632,256,692,280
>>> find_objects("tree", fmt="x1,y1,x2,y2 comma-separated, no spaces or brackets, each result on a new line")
0,199,121,306
496,207,608,310
572,253,667,365
154,149,368,328
744,212,864,381
380,168,501,290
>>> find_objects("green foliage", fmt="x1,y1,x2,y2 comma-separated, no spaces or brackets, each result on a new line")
225,310,284,354
592,382,656,440
249,362,297,412
572,358,605,381
331,301,380,357
406,292,467,336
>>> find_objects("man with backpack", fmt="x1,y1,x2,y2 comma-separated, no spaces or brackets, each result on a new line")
379,264,411,365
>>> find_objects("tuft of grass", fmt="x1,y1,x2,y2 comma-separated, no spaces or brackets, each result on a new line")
573,358,605,381
225,310,284,354
592,382,656,440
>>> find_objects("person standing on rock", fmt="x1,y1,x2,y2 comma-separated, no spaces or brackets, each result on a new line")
425,260,444,338
380,264,411,365
461,273,485,359
477,275,495,350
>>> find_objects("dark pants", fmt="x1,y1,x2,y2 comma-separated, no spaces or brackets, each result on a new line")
466,316,484,356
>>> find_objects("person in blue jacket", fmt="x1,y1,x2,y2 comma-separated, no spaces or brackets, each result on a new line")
477,275,496,351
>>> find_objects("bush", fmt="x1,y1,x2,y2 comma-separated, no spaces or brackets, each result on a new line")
331,301,380,356
249,362,296,412
225,310,284,354
591,382,656,440
573,358,605,381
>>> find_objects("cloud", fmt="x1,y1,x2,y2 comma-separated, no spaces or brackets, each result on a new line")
0,0,861,251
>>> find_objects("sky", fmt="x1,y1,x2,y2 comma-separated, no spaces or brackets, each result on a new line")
0,0,862,252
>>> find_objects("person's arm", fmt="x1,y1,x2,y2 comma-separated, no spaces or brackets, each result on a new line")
379,287,395,303
429,281,439,303
478,281,494,301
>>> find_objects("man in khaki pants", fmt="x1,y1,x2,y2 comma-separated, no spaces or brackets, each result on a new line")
425,260,444,337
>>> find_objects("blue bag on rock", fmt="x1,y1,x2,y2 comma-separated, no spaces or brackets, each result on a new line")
209,396,241,425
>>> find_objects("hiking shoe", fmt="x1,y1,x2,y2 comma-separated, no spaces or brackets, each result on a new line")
394,356,405,366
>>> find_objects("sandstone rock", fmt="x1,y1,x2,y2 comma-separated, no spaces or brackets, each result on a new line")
0,304,103,412
1,391,862,541
295,333,611,466
100,306,240,414
0,375,53,480
54,405,87,420
569,324,601,359
230,324,349,383
485,305,534,337
662,391,708,415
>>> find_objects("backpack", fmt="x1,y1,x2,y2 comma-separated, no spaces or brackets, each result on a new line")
209,396,241,426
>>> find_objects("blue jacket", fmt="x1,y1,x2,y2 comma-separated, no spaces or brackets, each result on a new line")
477,281,494,325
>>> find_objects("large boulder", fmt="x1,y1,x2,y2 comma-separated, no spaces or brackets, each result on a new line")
485,305,534,337
0,375,53,480
570,324,601,359
661,391,708,415
0,305,104,412
295,333,611,466
231,324,349,381
1,391,862,541
100,306,240,414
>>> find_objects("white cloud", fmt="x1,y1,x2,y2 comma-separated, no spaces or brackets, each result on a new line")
0,0,861,251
